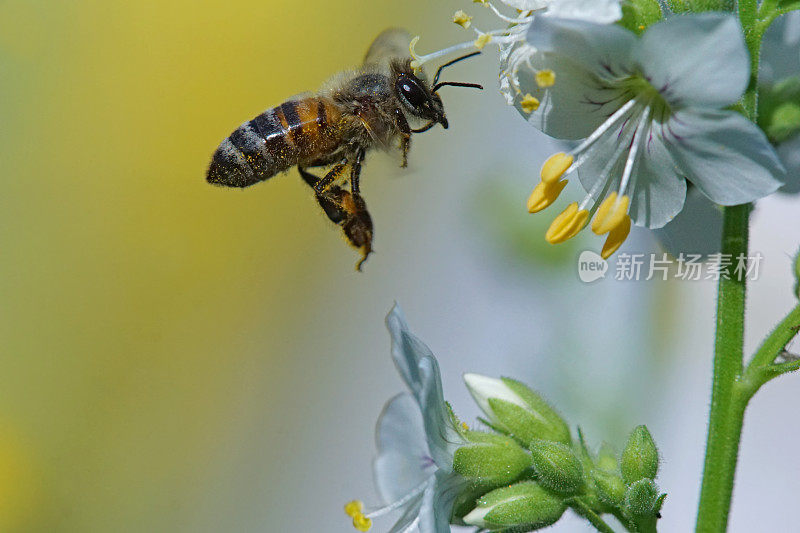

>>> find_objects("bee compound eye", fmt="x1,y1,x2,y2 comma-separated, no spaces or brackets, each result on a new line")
396,76,427,109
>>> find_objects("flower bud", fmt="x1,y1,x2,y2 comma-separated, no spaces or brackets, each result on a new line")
528,439,584,495
453,431,531,486
621,425,659,484
592,469,627,507
595,442,619,472
464,374,571,445
619,0,662,34
624,479,657,516
463,481,566,531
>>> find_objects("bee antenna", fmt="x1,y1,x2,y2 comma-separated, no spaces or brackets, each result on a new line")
431,81,484,93
432,51,482,85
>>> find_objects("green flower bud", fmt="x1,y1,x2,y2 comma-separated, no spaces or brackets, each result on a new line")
464,374,571,446
596,442,619,472
529,439,584,495
592,469,627,507
624,479,658,517
624,479,664,532
621,425,659,484
463,481,566,531
768,102,800,143
453,431,531,486
619,0,663,34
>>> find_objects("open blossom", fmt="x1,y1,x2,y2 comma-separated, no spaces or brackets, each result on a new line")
521,14,784,258
345,306,467,533
410,0,622,105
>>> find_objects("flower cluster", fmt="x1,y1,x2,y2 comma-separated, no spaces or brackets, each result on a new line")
346,306,666,532
412,0,791,259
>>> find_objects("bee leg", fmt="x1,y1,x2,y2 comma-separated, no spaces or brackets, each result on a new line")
394,108,411,168
299,166,347,224
312,161,348,194
299,166,373,270
349,147,366,194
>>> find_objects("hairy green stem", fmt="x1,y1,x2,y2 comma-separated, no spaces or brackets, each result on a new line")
742,303,800,392
568,499,617,533
695,204,750,532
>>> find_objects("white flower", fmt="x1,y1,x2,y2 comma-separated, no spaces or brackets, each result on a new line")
410,0,621,106
521,14,784,258
345,306,467,533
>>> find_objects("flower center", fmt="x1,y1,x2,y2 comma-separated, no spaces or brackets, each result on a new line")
527,96,660,259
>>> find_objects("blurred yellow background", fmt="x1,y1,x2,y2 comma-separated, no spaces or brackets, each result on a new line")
0,1,449,530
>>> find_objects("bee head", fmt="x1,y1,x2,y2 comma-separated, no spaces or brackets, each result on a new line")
394,71,448,129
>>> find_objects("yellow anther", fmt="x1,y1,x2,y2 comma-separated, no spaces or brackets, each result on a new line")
527,179,568,213
474,33,492,50
591,192,631,235
473,0,488,4
601,214,631,259
453,10,473,28
535,69,556,88
353,513,373,532
344,500,364,518
520,93,540,113
545,202,589,244
540,152,574,184
461,421,469,431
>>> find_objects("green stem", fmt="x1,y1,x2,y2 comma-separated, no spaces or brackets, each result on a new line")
568,499,618,533
695,204,750,533
745,303,800,374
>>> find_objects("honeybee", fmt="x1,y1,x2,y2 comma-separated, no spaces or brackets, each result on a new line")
206,28,482,270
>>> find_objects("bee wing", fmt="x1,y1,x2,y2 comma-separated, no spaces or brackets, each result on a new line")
362,28,413,68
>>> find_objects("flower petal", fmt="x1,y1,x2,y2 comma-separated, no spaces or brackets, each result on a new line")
417,472,466,533
373,394,434,503
544,0,622,24
526,16,635,79
500,0,549,10
635,14,749,108
653,186,722,257
627,127,687,229
386,305,464,469
664,108,784,204
516,50,631,139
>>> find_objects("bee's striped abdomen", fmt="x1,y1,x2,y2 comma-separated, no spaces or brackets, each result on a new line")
207,97,343,188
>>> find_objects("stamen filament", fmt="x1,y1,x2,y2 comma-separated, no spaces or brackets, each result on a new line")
362,478,432,519
617,106,652,195
484,2,536,24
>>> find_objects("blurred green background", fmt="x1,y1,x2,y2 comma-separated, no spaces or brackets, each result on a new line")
1,1,799,532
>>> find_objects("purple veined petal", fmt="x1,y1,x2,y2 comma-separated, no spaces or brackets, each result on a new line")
664,108,784,205
526,16,635,80
627,125,687,229
517,50,632,139
635,14,749,108
373,394,435,504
